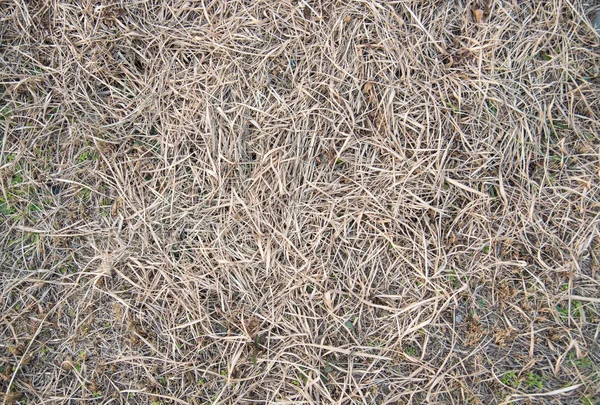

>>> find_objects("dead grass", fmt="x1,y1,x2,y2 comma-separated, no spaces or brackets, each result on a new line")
1,0,600,404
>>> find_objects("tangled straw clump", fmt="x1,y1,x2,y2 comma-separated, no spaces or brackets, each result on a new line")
1,0,600,403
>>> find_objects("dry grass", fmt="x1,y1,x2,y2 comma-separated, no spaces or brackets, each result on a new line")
1,0,600,404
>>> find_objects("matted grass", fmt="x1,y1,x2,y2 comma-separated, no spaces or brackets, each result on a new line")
1,0,600,404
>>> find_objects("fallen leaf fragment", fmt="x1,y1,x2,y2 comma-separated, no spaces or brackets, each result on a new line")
472,7,485,23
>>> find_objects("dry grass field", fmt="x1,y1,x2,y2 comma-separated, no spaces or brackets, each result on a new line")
1,0,600,404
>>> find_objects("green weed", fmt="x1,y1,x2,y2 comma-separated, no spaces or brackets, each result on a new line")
581,397,599,405
29,203,44,213
525,372,544,390
556,301,586,319
77,150,98,163
320,362,332,385
0,105,11,120
344,319,356,333
405,345,418,356
552,120,569,130
568,353,592,369
572,300,583,317
556,304,569,318
80,188,91,202
487,100,497,116
445,101,460,114
11,170,24,186
0,198,14,215
500,371,518,388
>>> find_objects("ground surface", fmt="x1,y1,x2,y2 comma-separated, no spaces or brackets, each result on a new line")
1,1,600,404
